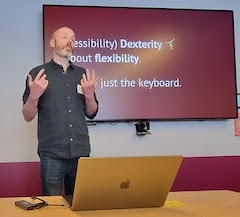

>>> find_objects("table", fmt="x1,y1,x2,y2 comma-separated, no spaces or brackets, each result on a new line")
0,190,239,217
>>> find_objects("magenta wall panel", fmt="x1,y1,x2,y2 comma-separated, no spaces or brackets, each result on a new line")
0,162,41,197
0,156,239,197
172,156,240,192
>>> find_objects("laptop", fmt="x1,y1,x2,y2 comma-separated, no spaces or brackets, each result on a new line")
62,155,183,211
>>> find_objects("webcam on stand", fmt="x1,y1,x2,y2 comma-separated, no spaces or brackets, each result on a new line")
135,121,150,136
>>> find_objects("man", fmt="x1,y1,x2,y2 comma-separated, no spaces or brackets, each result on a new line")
22,27,98,196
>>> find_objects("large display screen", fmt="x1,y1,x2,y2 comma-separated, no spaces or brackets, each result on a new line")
43,5,237,121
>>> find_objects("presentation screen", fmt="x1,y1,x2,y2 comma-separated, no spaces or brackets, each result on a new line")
43,5,237,121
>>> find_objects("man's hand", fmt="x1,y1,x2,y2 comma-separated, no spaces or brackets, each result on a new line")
80,69,97,98
22,69,49,122
28,69,49,100
80,69,98,117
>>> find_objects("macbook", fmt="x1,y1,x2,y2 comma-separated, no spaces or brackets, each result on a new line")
62,155,183,211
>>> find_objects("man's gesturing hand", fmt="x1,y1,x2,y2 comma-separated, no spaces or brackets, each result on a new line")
28,69,49,100
81,69,97,97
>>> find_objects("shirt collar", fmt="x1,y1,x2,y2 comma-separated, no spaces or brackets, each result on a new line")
50,59,75,70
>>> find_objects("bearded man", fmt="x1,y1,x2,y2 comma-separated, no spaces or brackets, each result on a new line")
22,27,98,196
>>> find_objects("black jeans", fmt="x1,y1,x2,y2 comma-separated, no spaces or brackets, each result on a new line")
39,154,79,196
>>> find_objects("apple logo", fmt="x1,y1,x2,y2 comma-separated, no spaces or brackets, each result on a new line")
120,179,130,189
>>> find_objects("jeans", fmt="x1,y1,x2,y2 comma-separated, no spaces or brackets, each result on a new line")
39,153,79,196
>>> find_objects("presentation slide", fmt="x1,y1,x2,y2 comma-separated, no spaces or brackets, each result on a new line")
43,5,237,121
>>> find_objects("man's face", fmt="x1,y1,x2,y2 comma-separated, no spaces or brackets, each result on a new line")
53,28,75,58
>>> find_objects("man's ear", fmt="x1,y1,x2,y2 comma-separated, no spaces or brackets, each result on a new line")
50,39,55,48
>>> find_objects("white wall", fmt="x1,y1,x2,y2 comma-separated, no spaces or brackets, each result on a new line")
1,0,240,163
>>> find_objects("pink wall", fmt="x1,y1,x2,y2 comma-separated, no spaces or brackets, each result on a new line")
172,156,240,192
0,162,41,197
0,156,239,197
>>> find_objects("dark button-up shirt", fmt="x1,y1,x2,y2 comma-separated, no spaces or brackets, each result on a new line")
22,60,98,159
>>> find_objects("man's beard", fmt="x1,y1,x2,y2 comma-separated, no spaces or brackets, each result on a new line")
55,44,73,58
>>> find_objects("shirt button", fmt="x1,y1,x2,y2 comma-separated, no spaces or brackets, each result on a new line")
69,124,73,127
70,138,74,142
69,110,71,113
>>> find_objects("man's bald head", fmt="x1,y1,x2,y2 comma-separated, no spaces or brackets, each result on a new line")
50,27,76,59
51,27,75,40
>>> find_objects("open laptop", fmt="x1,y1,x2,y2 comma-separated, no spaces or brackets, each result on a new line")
62,155,183,211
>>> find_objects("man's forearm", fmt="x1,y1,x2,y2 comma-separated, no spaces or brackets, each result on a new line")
22,97,39,122
84,94,98,117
